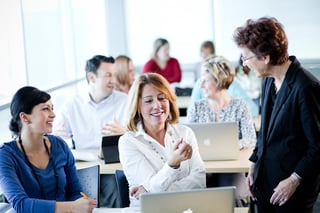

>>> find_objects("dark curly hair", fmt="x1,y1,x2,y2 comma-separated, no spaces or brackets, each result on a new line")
233,16,289,65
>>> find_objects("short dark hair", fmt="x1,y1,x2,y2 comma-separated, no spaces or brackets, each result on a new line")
233,16,288,65
85,55,115,82
9,86,51,137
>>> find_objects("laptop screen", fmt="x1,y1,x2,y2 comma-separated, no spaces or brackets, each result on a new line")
184,122,239,161
100,134,122,164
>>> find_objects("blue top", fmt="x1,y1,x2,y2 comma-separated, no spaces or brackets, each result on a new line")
0,135,82,213
188,78,259,117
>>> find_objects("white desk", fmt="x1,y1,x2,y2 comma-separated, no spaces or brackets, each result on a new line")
76,148,253,174
176,96,190,109
93,207,249,213
0,203,249,213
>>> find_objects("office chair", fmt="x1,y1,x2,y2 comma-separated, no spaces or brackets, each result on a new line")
115,169,130,207
77,164,100,207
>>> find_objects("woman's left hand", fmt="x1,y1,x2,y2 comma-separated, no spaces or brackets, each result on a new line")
130,185,147,200
270,175,300,206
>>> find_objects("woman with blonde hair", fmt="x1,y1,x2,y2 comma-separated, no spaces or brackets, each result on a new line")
114,55,135,94
187,55,256,206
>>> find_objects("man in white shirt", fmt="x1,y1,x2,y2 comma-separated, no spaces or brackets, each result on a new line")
54,55,128,207
55,55,128,149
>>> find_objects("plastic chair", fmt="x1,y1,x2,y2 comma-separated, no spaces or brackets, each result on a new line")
77,164,100,207
115,169,130,207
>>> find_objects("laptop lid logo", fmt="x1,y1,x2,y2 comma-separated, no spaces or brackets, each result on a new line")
183,208,192,213
203,138,212,146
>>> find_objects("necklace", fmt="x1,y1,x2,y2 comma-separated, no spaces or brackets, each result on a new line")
18,136,58,199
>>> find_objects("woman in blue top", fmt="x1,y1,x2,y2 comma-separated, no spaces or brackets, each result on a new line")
0,86,96,213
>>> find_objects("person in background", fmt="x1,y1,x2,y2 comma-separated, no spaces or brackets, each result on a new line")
187,56,256,206
194,40,216,81
0,86,96,213
54,55,127,149
119,73,206,207
188,45,259,118
54,55,128,207
114,55,135,94
142,38,182,84
234,16,320,213
234,56,262,110
188,56,256,149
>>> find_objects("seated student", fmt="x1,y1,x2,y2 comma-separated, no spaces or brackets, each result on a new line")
54,55,128,150
194,40,216,82
188,56,256,148
54,55,128,207
188,61,259,118
0,86,96,213
118,73,206,207
114,55,135,94
187,56,256,206
142,38,182,84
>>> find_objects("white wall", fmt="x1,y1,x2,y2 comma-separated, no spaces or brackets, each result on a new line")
213,0,320,61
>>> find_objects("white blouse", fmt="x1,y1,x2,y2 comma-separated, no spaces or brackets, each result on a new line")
118,123,206,207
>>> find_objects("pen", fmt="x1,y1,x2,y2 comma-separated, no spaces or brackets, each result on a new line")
80,192,89,199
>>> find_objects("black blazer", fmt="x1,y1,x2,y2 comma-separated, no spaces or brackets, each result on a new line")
250,56,320,191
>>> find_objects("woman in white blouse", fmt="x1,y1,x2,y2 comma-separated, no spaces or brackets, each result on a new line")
119,73,206,207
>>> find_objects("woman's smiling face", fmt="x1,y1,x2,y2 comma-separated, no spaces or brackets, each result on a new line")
139,84,170,130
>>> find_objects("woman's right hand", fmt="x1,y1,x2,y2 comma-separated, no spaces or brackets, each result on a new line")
168,139,193,169
72,197,97,213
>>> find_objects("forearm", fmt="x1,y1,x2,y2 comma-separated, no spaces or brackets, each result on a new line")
55,201,74,213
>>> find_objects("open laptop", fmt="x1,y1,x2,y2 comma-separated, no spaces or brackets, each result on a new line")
141,186,235,213
99,134,122,164
184,122,239,161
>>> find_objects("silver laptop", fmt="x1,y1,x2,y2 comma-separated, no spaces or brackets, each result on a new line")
184,122,239,161
141,186,235,213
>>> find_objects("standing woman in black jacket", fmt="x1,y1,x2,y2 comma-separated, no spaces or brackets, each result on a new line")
233,16,320,213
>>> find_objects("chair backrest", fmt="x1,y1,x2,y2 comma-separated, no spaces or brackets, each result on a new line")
77,164,100,207
114,169,130,207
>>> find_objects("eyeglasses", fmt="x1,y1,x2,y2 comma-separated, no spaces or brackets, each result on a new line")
241,55,257,62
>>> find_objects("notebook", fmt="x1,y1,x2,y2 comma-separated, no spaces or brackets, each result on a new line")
140,186,235,213
184,122,240,161
100,134,122,164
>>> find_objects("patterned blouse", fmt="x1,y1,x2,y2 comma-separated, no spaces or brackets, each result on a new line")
187,98,256,148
